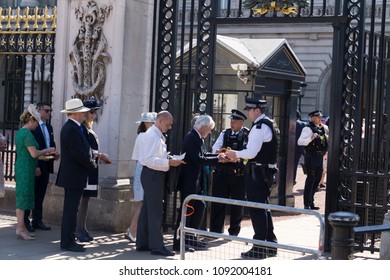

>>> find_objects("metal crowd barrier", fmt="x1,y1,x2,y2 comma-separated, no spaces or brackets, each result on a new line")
178,194,325,260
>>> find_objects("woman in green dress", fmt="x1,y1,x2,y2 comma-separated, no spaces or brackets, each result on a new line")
15,104,55,240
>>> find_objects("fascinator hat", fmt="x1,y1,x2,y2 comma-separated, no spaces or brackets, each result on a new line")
27,104,41,122
83,96,101,110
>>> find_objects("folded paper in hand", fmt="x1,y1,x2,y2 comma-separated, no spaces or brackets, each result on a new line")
170,153,186,160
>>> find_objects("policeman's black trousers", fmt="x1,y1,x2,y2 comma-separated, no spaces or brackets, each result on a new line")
244,167,277,242
303,154,323,208
210,172,245,235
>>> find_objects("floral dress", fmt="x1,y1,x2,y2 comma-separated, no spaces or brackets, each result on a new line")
15,128,38,210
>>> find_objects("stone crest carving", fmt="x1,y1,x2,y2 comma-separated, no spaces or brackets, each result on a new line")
69,1,112,104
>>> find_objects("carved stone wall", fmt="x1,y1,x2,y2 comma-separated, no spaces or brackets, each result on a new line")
69,1,112,104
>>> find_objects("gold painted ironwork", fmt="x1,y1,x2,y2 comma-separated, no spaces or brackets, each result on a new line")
0,6,56,33
0,6,56,55
243,0,308,16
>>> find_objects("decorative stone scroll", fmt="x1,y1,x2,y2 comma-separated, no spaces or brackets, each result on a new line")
69,1,112,104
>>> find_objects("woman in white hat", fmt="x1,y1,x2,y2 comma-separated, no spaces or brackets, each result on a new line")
14,105,56,240
124,112,157,242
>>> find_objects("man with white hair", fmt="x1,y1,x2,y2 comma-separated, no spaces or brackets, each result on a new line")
173,114,221,251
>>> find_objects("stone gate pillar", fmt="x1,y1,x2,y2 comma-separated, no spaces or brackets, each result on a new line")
47,0,155,232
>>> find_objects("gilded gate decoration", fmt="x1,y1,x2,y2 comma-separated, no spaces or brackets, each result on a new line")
0,6,56,54
69,0,112,104
0,5,57,181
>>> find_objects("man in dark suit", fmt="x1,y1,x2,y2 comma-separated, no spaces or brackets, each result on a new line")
56,98,95,252
24,101,59,232
173,115,220,251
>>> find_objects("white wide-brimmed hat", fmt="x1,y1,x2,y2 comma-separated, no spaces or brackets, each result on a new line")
135,112,157,124
61,98,90,113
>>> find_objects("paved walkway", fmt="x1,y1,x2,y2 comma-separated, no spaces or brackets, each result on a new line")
0,210,327,260
0,167,379,260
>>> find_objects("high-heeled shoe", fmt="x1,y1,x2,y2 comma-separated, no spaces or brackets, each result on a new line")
16,229,35,240
123,231,136,242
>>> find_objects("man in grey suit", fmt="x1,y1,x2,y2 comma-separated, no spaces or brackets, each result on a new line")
136,111,182,256
56,98,95,252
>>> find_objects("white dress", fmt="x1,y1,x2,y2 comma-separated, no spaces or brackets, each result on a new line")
132,161,144,201
131,133,145,202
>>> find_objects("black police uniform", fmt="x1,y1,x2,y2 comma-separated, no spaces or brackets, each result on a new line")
246,118,278,244
236,98,279,259
303,121,328,209
210,126,249,235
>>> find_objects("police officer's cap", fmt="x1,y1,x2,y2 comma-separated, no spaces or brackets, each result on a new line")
230,109,247,121
308,109,323,118
243,98,267,110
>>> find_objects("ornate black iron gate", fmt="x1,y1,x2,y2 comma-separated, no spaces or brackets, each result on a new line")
152,0,390,253
0,5,56,180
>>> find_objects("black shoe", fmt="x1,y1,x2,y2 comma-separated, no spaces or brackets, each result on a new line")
185,239,207,249
33,222,51,231
151,247,175,256
267,248,277,257
319,183,326,188
74,243,85,248
173,242,195,252
77,234,91,243
136,246,150,251
228,229,240,236
241,247,267,259
83,229,94,241
310,205,320,210
25,223,35,232
61,244,86,252
76,229,92,242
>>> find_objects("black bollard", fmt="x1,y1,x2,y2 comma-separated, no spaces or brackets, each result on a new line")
328,211,360,260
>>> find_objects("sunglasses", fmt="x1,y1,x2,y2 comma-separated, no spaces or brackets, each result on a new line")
43,109,53,113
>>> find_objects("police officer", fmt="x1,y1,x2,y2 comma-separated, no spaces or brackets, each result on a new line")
210,109,249,236
224,98,278,259
298,109,328,210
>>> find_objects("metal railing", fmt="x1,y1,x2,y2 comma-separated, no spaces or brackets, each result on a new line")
178,194,325,260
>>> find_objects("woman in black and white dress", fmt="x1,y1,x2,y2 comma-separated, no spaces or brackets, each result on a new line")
75,98,111,242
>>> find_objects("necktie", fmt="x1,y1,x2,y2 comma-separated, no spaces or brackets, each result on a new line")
41,123,50,148
80,125,85,136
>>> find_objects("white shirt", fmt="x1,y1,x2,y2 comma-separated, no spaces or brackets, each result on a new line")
138,125,170,172
235,115,272,160
298,123,329,146
212,128,243,153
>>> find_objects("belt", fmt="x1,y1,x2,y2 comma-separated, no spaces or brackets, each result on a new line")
216,168,244,175
306,151,325,156
250,162,277,169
